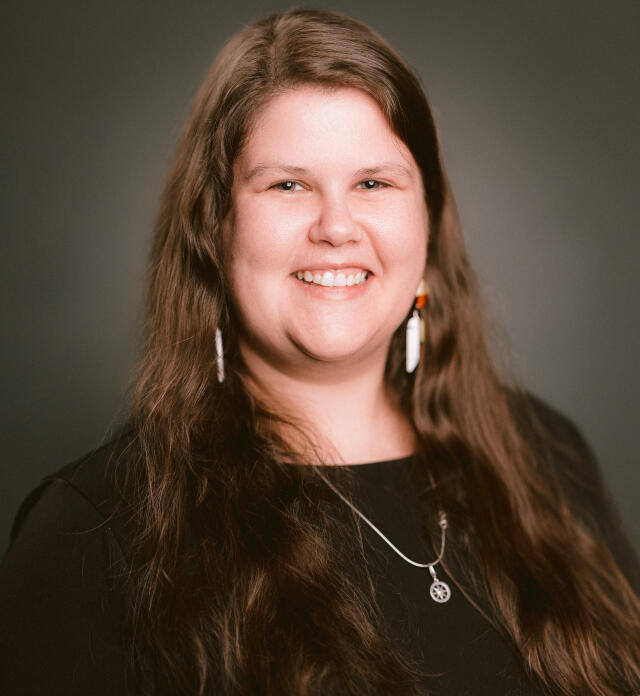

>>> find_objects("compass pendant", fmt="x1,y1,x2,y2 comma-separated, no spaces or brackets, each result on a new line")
429,579,451,603
428,565,451,603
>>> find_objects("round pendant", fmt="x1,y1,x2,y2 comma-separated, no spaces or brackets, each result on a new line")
429,579,451,603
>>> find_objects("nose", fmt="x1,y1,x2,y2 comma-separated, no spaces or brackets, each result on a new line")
308,191,362,246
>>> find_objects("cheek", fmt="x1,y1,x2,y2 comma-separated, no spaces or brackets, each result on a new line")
224,207,291,334
381,200,429,270
227,199,297,276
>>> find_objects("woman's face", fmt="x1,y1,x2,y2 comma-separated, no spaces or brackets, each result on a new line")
222,86,429,374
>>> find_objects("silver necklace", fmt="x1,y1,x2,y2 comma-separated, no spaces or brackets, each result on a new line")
321,474,452,604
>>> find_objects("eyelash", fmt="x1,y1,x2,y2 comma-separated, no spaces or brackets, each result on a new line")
271,179,389,192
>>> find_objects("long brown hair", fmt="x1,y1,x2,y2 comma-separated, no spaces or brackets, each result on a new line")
125,8,640,695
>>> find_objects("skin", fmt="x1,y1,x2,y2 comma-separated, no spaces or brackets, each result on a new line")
222,86,429,464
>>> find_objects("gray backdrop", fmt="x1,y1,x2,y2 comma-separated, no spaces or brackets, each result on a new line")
2,0,639,553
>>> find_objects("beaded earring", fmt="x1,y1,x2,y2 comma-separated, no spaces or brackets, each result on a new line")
405,279,429,373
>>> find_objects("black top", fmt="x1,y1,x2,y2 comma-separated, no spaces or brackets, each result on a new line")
1,396,638,695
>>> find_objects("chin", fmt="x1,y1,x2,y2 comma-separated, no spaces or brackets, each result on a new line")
304,348,363,364
295,334,382,365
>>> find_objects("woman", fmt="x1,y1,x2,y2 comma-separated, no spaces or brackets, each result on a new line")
1,8,639,695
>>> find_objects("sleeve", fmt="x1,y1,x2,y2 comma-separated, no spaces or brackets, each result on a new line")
0,478,131,696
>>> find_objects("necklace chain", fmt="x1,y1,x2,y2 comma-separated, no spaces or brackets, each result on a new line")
318,471,452,603
322,475,448,568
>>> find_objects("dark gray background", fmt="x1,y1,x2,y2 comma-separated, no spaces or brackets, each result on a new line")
2,1,638,553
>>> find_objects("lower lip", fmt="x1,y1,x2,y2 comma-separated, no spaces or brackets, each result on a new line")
290,274,373,299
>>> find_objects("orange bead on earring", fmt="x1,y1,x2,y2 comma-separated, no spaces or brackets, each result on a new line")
415,279,429,310
406,279,430,373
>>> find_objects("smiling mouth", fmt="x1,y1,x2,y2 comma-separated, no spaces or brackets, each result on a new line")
292,269,371,287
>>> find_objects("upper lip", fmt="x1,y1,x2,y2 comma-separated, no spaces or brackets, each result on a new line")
292,262,373,273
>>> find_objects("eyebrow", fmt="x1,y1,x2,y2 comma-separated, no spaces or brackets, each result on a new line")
243,162,413,182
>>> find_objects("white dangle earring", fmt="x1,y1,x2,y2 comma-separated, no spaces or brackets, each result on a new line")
215,327,225,383
406,279,429,373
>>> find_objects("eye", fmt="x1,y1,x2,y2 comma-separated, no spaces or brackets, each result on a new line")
271,180,304,192
357,179,389,190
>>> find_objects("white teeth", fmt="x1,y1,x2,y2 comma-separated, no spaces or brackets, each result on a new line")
320,271,333,287
294,270,370,287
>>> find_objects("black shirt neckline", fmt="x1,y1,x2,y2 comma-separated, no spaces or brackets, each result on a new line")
297,453,417,469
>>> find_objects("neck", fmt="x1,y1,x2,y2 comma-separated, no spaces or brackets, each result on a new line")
240,342,416,465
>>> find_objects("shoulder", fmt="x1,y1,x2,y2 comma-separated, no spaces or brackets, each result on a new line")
507,388,640,591
8,424,140,561
507,389,606,514
507,388,592,455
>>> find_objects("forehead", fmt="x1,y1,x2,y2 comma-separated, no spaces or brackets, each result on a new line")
235,86,416,175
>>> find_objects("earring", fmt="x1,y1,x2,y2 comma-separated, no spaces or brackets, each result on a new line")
406,280,429,374
215,327,225,383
